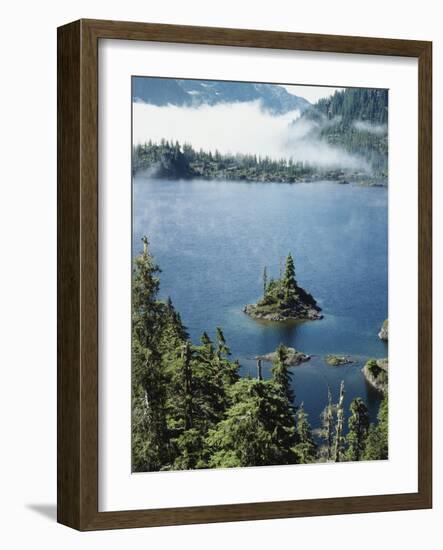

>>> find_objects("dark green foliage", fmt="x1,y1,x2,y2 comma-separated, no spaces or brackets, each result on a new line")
131,237,386,471
271,344,295,405
363,394,388,460
251,253,320,320
346,398,370,461
170,428,206,470
314,88,388,126
132,239,171,471
283,253,296,289
206,379,298,468
132,141,375,184
300,88,388,177
293,404,317,463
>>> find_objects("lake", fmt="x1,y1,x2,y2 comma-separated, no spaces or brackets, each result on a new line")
133,177,388,433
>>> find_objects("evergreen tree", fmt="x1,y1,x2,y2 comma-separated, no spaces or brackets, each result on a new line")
263,265,268,295
215,327,239,387
206,379,297,468
132,237,163,352
283,253,297,296
197,331,214,362
171,428,206,470
132,237,170,471
293,404,317,463
363,394,388,460
200,331,212,347
271,344,295,405
216,326,230,357
180,342,194,430
346,398,370,461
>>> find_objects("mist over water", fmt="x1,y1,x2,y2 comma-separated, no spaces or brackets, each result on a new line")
133,101,369,171
133,178,388,432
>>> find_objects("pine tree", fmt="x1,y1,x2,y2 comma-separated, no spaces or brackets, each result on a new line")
363,394,388,460
263,266,268,295
216,326,230,357
206,379,297,468
293,404,317,463
132,237,170,471
132,237,163,352
283,253,297,292
271,344,295,405
214,327,238,387
346,398,370,461
180,342,194,430
200,331,212,346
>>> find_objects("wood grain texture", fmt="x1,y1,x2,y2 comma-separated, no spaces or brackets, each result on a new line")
57,20,81,529
57,19,432,531
417,41,432,506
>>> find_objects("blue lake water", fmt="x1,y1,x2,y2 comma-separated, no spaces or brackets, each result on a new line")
133,178,388,432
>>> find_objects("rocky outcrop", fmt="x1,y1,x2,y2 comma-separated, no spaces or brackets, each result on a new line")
324,354,353,366
256,347,311,366
378,319,388,341
362,358,388,393
243,301,322,322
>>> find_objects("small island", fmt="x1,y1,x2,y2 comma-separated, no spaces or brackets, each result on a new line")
324,354,353,366
243,253,322,322
256,347,311,366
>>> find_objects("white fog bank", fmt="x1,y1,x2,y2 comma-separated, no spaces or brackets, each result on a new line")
133,100,368,171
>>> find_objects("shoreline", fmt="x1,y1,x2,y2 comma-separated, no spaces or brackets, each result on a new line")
134,171,388,187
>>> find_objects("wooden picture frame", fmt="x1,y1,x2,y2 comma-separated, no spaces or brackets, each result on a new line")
57,18,432,530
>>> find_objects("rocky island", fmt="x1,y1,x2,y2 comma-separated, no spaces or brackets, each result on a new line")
362,358,388,394
256,347,311,366
324,354,353,366
243,253,322,322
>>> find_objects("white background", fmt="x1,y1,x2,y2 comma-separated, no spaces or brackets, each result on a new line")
100,40,418,511
0,0,441,547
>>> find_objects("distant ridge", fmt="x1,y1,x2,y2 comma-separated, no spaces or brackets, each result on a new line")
132,77,311,115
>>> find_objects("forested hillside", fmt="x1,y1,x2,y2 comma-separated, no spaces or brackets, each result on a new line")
295,88,388,177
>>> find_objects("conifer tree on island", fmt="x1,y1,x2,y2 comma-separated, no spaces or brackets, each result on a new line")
244,252,322,321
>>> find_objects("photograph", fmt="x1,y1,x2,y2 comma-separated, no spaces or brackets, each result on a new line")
131,76,389,472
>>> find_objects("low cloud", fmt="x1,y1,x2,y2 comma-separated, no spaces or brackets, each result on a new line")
285,116,369,171
353,120,387,135
133,100,368,172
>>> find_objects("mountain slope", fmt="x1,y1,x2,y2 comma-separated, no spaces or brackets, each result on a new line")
292,88,388,179
132,77,311,114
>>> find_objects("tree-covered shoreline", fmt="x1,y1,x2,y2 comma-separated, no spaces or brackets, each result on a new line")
132,140,386,185
132,237,388,472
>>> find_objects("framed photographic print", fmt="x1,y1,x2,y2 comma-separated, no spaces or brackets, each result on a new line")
57,19,432,530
